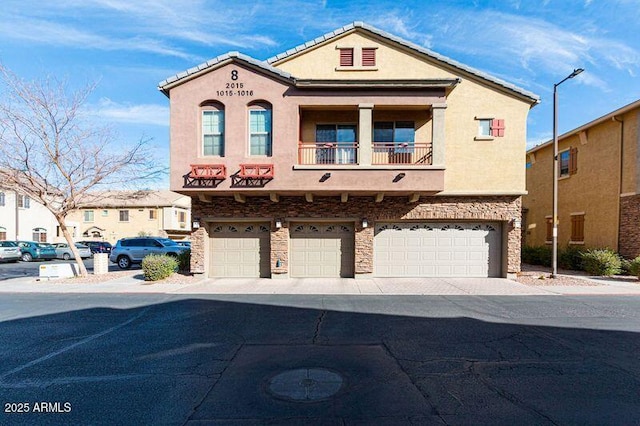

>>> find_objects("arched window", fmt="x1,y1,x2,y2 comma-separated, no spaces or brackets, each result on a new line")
248,101,272,156
201,101,225,156
32,227,47,242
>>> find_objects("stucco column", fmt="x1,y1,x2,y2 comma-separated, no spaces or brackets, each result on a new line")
431,103,447,166
358,103,374,166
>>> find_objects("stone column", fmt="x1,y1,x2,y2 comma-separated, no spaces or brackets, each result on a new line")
354,224,374,279
190,226,208,275
358,103,374,166
271,223,290,279
431,103,447,166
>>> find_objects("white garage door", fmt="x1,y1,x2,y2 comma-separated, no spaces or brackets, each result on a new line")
210,223,270,278
290,223,355,278
374,223,502,277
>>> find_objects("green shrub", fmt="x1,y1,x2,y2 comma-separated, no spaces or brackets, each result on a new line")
522,245,552,267
142,254,178,281
558,246,585,270
581,249,622,276
177,249,191,272
628,256,640,278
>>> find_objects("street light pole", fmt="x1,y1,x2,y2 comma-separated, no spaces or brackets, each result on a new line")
551,68,584,278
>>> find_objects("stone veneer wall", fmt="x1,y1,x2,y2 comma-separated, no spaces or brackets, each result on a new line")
619,195,640,258
189,195,522,276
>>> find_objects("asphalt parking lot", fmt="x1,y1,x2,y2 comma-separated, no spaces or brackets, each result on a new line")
1,293,640,425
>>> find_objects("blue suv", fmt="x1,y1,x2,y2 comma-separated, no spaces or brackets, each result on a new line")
109,237,188,269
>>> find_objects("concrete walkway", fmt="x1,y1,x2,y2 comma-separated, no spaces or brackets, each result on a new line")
1,271,640,295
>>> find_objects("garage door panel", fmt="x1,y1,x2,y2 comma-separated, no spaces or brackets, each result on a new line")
210,223,270,278
375,222,502,278
290,223,354,278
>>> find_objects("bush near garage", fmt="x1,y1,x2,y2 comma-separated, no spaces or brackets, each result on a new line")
627,256,640,278
558,245,585,270
141,254,178,281
580,249,622,276
177,249,191,272
521,245,552,267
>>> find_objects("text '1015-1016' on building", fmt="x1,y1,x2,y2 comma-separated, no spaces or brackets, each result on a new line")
158,21,539,280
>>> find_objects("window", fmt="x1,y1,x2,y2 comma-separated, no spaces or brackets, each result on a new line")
476,118,505,138
178,211,186,223
18,195,30,208
119,210,129,222
570,214,585,243
102,210,108,216
545,217,553,242
32,228,47,242
315,124,357,164
362,48,376,66
0,227,6,241
339,48,354,66
560,147,578,177
84,210,94,222
374,121,415,151
149,210,157,220
478,119,492,137
0,192,4,207
202,107,224,156
249,106,272,156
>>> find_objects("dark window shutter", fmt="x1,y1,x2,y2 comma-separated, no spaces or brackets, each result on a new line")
339,48,354,67
569,147,578,174
362,48,376,66
490,119,505,137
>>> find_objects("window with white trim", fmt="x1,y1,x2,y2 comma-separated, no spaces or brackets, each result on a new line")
248,104,272,156
202,104,224,156
119,210,129,222
83,210,94,222
0,192,5,207
32,227,47,242
17,195,30,208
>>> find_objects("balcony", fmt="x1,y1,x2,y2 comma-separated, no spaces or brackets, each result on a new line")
298,142,359,165
372,142,433,165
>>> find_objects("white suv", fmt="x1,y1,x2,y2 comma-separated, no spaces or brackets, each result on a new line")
109,237,188,269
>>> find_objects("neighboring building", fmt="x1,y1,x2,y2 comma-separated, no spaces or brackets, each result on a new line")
523,99,640,258
68,190,191,243
0,191,66,242
159,22,539,279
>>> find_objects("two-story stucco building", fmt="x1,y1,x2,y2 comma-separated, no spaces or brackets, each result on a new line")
524,99,640,258
160,22,539,279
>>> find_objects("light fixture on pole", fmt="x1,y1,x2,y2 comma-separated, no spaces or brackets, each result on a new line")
552,68,584,278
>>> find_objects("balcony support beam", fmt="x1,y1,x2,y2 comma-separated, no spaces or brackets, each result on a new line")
270,193,279,203
341,193,349,203
234,193,246,204
305,193,314,203
358,103,374,166
409,193,420,203
432,103,447,166
198,194,211,203
375,192,384,203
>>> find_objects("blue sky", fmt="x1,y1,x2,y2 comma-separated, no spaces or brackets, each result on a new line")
1,0,638,188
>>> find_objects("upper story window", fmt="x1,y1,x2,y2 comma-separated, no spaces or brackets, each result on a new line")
475,117,505,140
17,195,29,208
149,210,157,220
248,102,272,156
559,147,578,178
339,48,354,66
202,102,225,156
84,210,94,222
102,210,108,216
119,210,129,222
0,192,5,207
315,124,357,164
337,46,378,69
478,119,492,137
374,121,415,150
362,48,376,66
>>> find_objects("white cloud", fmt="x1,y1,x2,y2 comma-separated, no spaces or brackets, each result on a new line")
88,98,169,127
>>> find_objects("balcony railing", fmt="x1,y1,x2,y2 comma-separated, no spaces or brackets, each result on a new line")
298,142,359,165
372,142,432,165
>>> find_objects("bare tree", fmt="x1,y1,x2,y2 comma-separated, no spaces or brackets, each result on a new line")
0,64,165,277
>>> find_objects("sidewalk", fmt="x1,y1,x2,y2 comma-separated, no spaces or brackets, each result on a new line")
1,269,640,295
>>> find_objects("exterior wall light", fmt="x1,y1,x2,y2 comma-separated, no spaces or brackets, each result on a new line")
275,219,283,229
512,218,521,229
362,218,368,228
192,220,200,229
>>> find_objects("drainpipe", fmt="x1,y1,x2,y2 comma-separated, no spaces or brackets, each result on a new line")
14,191,19,240
613,116,624,253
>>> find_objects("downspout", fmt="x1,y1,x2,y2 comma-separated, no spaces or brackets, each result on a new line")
613,116,624,253
14,191,19,240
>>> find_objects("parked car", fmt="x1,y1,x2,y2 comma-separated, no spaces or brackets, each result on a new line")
53,243,93,260
109,237,188,269
16,241,57,262
0,241,21,263
77,240,113,255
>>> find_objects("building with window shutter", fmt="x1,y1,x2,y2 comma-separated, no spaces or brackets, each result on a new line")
160,22,539,279
524,99,640,258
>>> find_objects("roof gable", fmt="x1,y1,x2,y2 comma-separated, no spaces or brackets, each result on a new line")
268,22,539,105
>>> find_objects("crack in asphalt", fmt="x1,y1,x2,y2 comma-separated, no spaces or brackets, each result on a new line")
313,310,327,344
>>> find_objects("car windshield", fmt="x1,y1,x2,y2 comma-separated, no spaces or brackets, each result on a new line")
0,241,18,247
157,238,178,246
37,243,53,248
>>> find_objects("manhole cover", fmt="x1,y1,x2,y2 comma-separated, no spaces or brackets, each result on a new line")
267,368,344,402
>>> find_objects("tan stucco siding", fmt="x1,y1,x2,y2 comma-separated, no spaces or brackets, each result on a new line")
621,109,639,194
274,32,457,80
67,208,166,244
524,121,623,249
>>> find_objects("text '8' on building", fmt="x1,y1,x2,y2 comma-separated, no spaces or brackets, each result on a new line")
159,22,539,280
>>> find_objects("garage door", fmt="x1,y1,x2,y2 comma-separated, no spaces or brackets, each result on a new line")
210,223,270,278
290,223,354,278
374,223,502,277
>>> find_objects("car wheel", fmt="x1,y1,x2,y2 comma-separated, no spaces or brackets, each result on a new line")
117,256,132,269
63,253,71,260
21,253,33,262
